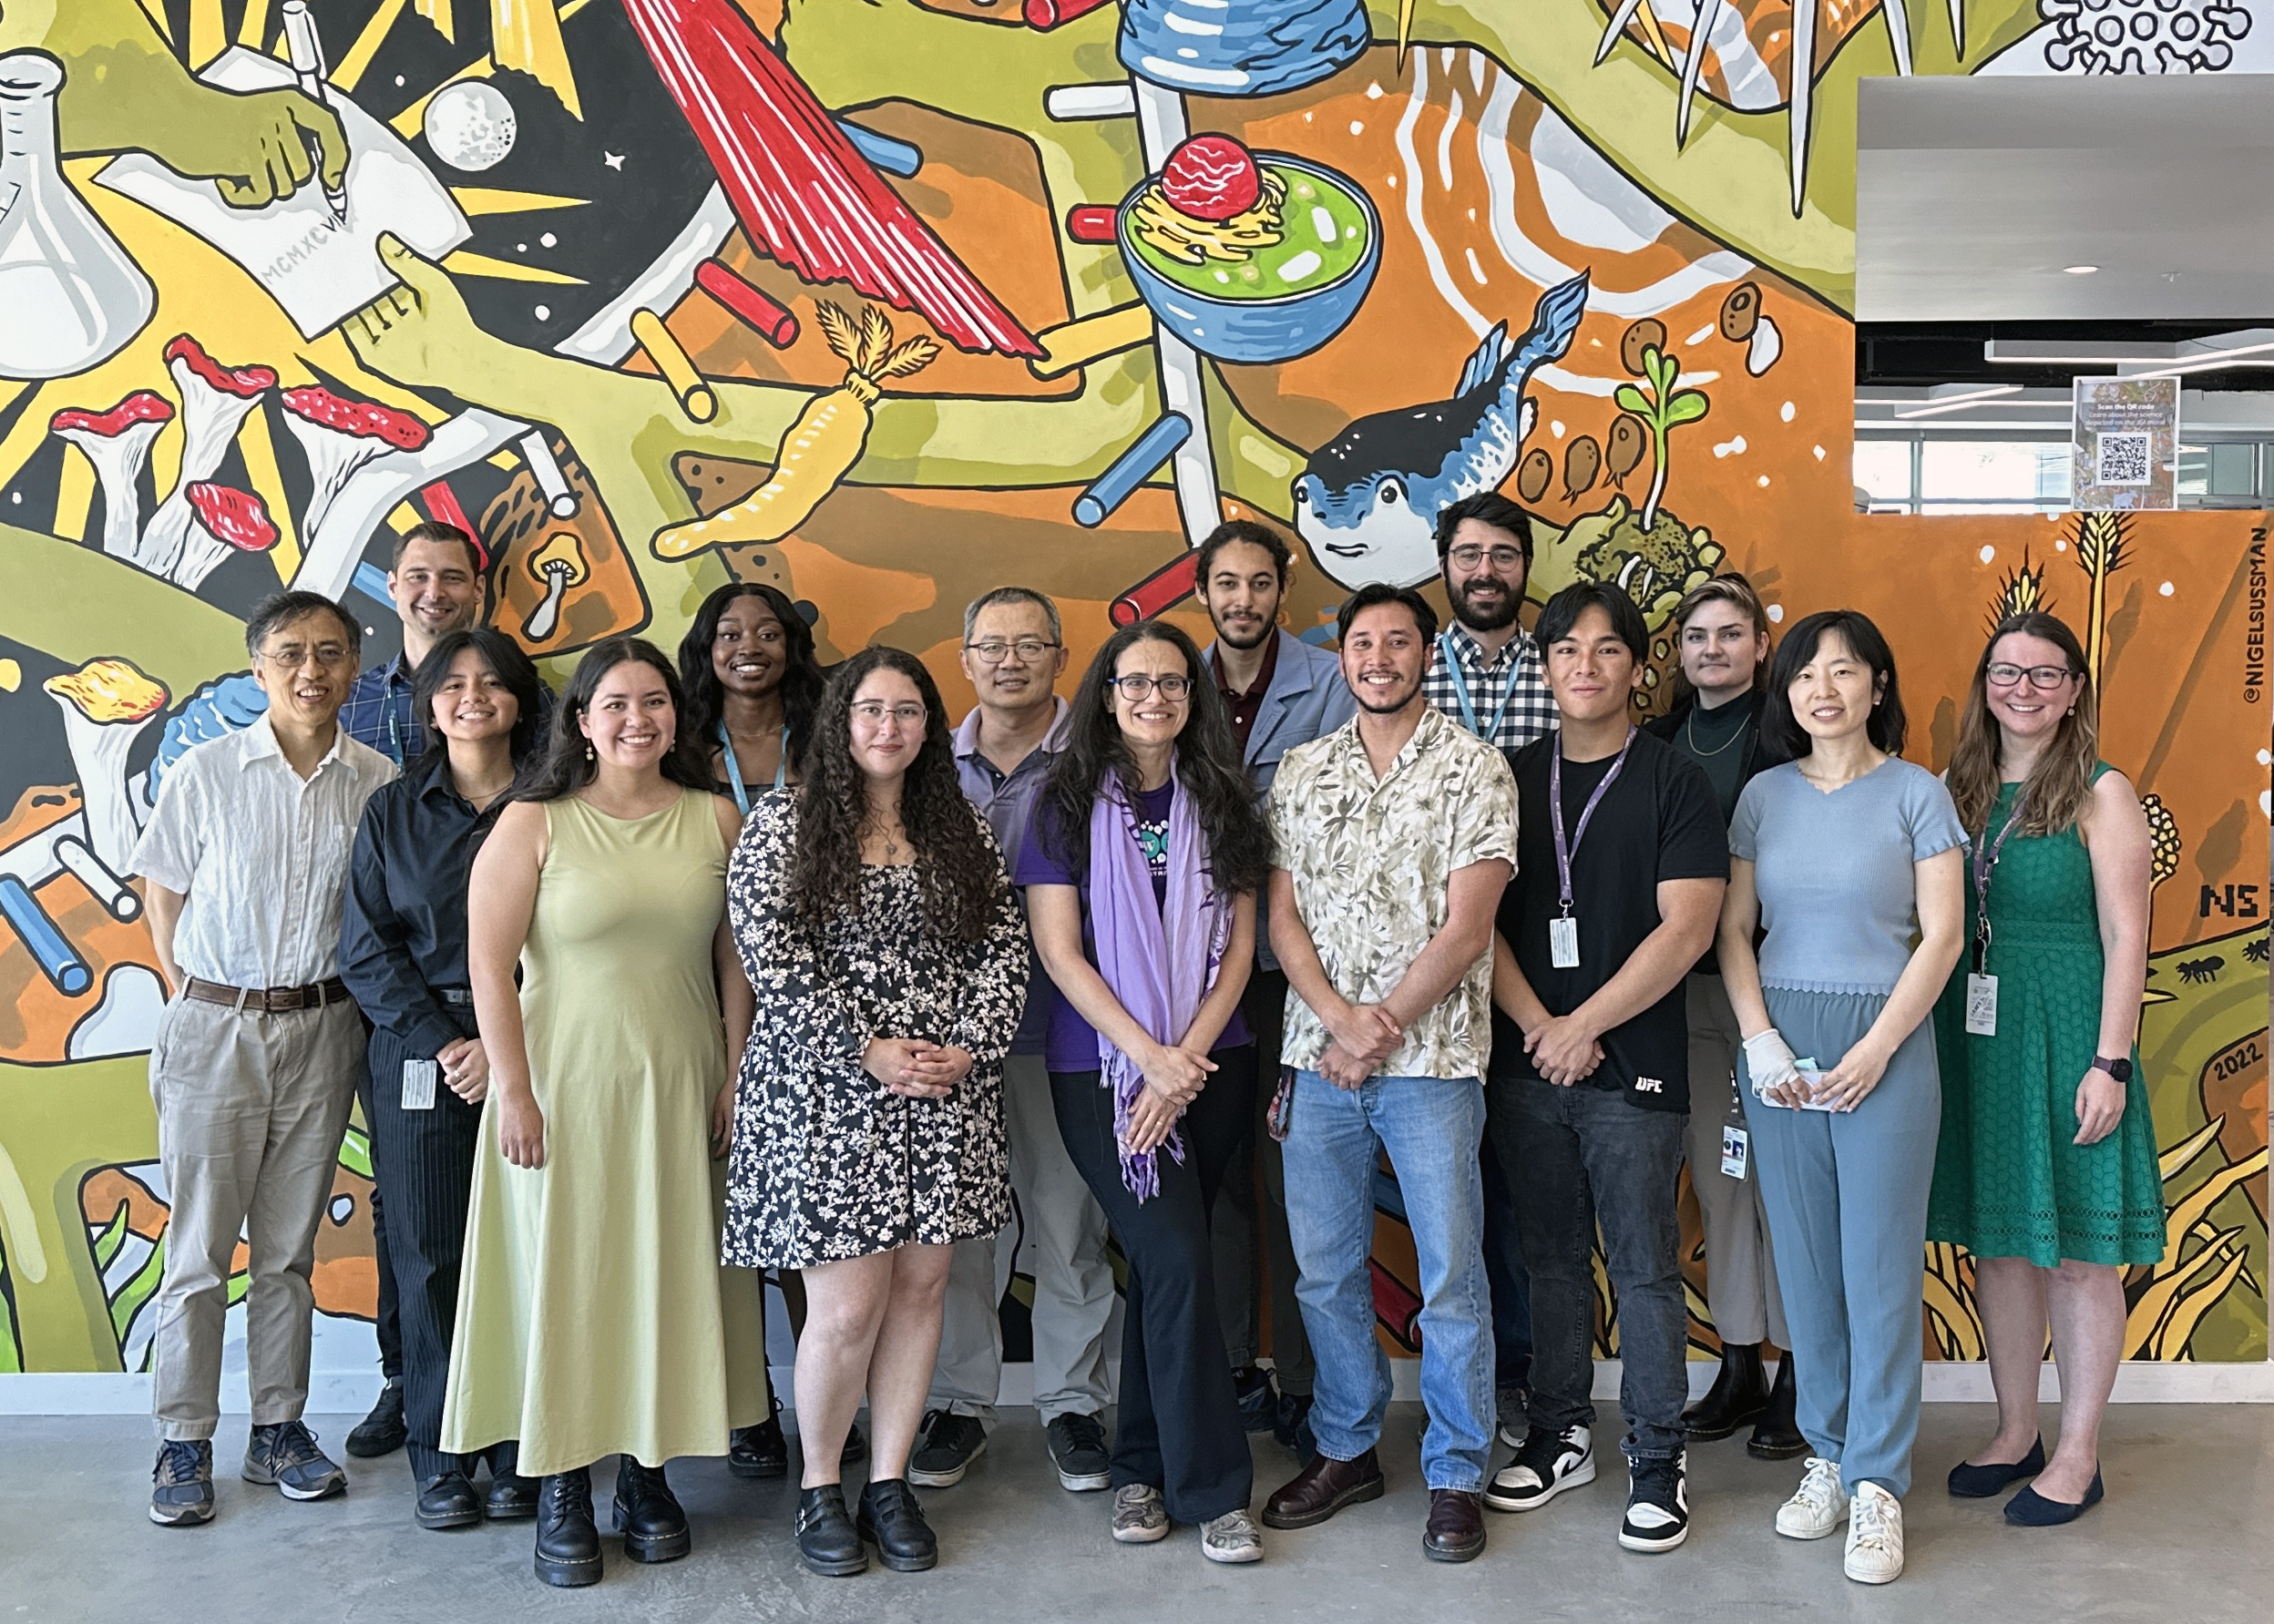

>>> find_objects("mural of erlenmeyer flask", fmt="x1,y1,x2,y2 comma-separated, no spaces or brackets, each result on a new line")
0,53,155,380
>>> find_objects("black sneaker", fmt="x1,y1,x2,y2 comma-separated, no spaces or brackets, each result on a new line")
345,1378,407,1458
1484,1423,1593,1513
1618,1453,1689,1552
1496,1385,1531,1451
1045,1412,1111,1492
907,1410,987,1488
150,1439,214,1527
1233,1366,1278,1433
1274,1390,1316,1459
242,1419,346,1501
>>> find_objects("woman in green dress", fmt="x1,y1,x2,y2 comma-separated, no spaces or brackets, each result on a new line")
445,638,763,1587
1930,612,2161,1527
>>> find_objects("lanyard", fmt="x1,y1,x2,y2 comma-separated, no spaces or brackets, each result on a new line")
1970,793,2028,973
1439,630,1521,744
1549,728,1635,915
720,720,790,816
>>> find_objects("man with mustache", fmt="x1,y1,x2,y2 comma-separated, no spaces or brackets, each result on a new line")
1419,491,1555,1453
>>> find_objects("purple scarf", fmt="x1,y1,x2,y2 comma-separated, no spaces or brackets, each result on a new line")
1088,765,1229,1200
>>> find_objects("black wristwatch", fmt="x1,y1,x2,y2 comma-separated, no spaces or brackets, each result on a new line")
2092,1056,2134,1083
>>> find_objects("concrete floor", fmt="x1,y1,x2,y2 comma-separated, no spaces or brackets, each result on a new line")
0,1404,2264,1623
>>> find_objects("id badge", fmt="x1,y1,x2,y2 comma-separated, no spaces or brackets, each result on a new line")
401,1058,438,1111
1266,1067,1296,1143
1964,973,1999,1037
1720,1124,1749,1181
1549,915,1580,969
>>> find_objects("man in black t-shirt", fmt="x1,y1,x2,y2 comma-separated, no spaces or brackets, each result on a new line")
1482,584,1726,1556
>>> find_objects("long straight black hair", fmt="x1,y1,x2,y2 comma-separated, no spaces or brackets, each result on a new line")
1038,620,1273,895
512,637,714,803
409,628,546,771
677,583,826,778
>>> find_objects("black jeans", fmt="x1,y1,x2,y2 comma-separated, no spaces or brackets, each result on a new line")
1209,967,1313,1394
1491,1077,1688,1463
1054,1048,1256,1524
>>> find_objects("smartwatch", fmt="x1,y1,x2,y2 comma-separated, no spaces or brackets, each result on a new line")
2091,1056,2134,1083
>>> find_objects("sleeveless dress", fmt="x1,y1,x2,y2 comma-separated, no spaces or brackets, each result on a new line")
442,788,764,1474
1928,767,2166,1267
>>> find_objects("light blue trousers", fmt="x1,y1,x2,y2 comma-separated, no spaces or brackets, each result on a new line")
1741,988,1941,1498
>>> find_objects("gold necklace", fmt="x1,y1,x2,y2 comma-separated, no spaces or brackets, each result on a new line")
1682,704,1748,758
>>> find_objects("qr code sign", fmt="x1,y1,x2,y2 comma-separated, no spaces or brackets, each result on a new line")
2096,432,2151,486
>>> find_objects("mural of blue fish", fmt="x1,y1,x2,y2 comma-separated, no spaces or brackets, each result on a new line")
1292,271,1591,588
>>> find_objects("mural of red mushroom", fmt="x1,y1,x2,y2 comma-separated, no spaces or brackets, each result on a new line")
47,394,174,563
137,336,277,582
173,484,280,590
278,387,434,540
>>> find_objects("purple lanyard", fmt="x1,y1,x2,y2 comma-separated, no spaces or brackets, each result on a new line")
1549,728,1636,916
1970,795,2028,972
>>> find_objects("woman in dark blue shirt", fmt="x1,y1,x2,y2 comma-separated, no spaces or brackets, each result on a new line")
341,628,544,1531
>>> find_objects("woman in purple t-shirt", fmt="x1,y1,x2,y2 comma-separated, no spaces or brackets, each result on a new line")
1018,621,1274,1566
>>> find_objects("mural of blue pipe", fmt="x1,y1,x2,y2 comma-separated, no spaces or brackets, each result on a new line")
836,120,921,179
353,560,393,608
0,876,93,996
1073,414,1193,527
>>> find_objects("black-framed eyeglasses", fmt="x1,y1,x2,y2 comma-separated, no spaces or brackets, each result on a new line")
1445,544,1526,570
1985,662,2078,690
965,638,1060,665
1111,674,1193,700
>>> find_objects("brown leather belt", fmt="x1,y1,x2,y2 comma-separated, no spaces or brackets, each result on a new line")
183,975,351,1014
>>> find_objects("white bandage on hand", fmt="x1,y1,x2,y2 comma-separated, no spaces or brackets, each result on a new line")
1741,1028,1801,1104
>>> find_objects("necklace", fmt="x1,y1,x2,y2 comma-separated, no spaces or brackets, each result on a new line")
1682,703,1748,758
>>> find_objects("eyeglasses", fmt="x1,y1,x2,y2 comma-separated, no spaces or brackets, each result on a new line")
850,700,927,726
966,638,1059,665
1445,544,1526,571
1111,674,1193,700
1985,662,2078,690
258,642,353,669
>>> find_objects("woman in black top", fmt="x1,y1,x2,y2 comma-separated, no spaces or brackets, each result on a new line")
1641,574,1798,1457
340,628,544,1529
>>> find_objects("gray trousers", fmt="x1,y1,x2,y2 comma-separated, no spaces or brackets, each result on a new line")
148,996,363,1441
1683,975,1789,1349
930,1053,1113,1425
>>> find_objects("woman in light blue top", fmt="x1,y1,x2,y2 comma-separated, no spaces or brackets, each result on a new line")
1716,610,1966,1588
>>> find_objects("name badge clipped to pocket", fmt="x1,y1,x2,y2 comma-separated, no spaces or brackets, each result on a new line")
1549,915,1581,970
401,1058,439,1112
1964,973,1999,1037
1721,1124,1750,1181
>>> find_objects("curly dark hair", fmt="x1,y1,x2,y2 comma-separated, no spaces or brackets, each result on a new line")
513,637,715,803
1039,621,1273,896
676,583,826,781
786,646,1006,943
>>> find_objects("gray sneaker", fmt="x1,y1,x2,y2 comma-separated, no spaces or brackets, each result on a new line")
150,1439,215,1527
1111,1483,1169,1544
242,1420,346,1501
1201,1508,1264,1564
1046,1412,1112,1492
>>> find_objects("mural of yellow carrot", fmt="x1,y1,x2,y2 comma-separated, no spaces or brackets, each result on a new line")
650,304,939,561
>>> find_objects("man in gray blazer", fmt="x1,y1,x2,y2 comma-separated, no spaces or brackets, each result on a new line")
1195,519,1357,1457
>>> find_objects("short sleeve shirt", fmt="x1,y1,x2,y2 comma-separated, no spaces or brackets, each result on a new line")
1729,759,1967,996
1267,706,1519,1080
1494,730,1727,1109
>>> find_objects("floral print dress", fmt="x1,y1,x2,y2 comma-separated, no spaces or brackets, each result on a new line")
722,794,1029,1268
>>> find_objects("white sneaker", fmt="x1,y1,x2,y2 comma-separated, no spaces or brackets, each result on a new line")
1775,1456,1847,1540
1200,1509,1264,1564
1844,1483,1904,1584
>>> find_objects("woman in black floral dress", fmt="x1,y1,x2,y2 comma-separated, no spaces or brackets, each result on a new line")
722,647,1027,1578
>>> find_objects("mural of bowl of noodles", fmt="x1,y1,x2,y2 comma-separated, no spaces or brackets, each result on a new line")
1116,136,1380,365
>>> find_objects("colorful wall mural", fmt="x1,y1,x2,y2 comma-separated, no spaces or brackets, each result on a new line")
0,0,2264,1384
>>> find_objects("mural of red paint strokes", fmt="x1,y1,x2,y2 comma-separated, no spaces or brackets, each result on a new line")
617,0,1040,357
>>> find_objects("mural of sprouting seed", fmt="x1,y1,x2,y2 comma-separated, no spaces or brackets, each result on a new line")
1612,327,1710,532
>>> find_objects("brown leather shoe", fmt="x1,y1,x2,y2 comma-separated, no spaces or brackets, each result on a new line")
1423,1487,1486,1563
1260,1448,1386,1529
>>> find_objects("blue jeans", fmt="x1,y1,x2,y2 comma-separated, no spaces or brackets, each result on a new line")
1281,1070,1492,1492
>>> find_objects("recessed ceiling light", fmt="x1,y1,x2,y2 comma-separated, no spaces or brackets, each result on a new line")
2063,264,2099,275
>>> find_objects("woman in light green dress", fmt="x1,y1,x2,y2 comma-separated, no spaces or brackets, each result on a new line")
445,638,762,1588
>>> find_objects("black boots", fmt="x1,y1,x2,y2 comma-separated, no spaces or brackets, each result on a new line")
533,1468,602,1588
797,1484,868,1577
1683,1342,1770,1441
613,1458,691,1563
415,1470,483,1530
857,1477,939,1572
729,1398,790,1480
1748,1352,1808,1459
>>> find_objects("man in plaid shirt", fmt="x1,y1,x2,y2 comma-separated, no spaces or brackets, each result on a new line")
1418,488,1553,1455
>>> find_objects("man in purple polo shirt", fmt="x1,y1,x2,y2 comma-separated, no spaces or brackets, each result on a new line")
910,587,1116,1496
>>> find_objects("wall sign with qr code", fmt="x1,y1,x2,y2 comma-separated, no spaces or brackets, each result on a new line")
2073,376,2177,511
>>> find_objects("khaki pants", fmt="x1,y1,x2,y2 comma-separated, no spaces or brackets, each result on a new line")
148,996,363,1440
1684,975,1789,1350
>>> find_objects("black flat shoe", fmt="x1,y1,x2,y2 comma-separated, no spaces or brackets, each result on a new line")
346,1379,407,1459
1949,1436,2046,1499
613,1458,691,1563
1746,1354,1808,1460
857,1477,938,1572
796,1485,868,1577
486,1470,539,1521
533,1468,602,1588
731,1400,790,1480
1683,1343,1770,1441
415,1471,483,1530
2005,1467,2102,1527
